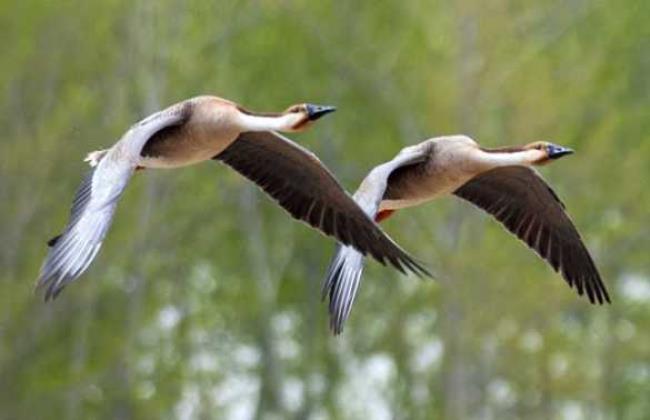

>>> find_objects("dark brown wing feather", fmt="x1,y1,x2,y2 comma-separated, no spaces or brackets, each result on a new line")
214,131,429,276
453,166,609,304
384,161,431,201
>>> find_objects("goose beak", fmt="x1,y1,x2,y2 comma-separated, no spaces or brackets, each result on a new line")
306,104,336,121
547,143,574,159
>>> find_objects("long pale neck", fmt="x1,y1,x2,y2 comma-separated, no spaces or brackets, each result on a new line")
477,148,545,168
236,112,298,132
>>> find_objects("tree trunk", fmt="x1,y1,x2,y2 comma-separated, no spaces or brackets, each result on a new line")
238,188,285,419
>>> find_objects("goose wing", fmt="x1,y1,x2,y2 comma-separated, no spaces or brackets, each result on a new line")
214,131,429,277
453,165,609,304
322,147,431,334
37,105,190,300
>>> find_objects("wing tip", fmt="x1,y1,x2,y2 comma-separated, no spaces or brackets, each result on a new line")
47,234,62,247
323,246,367,335
329,318,345,335
565,267,611,306
34,274,66,302
392,248,433,279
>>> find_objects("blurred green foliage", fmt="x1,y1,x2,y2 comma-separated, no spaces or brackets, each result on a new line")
0,0,648,419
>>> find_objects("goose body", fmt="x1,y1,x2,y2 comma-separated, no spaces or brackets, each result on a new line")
88,96,324,169
324,135,609,334
137,97,241,168
37,95,428,300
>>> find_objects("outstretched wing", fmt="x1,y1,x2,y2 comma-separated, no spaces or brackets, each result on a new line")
322,147,431,334
453,165,610,304
37,106,190,300
215,131,429,276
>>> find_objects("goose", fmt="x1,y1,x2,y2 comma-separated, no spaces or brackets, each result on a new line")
37,95,428,300
323,135,610,334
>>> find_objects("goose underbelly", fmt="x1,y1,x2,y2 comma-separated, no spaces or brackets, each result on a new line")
379,192,445,211
138,147,225,169
379,171,473,211
139,126,237,169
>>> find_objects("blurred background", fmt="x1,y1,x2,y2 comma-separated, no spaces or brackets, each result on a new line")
1,0,648,419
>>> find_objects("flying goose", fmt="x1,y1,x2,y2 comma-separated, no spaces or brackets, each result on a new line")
323,135,610,334
38,95,428,300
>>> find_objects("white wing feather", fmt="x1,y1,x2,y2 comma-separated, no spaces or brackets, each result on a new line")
323,147,428,333
37,107,188,299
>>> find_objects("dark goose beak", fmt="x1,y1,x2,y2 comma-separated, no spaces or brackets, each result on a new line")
306,104,337,121
547,143,574,159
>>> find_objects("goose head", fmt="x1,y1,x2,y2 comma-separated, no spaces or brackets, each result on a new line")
524,141,574,165
282,103,337,132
